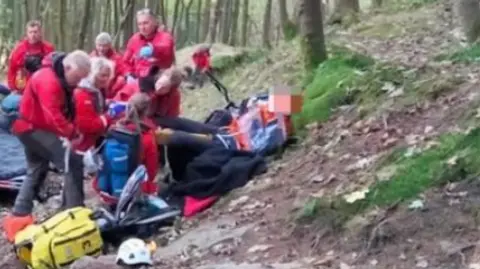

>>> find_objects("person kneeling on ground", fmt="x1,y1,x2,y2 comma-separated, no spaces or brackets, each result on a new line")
122,92,159,195
74,57,115,152
2,50,91,242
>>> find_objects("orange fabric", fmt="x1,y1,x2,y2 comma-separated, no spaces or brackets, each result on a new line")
2,214,35,242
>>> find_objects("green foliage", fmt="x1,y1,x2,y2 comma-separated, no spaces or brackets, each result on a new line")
299,128,480,225
435,44,480,63
211,49,267,74
381,0,440,12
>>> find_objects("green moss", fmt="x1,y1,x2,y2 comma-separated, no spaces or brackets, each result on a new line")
435,44,480,63
211,49,267,74
299,128,480,224
294,48,375,128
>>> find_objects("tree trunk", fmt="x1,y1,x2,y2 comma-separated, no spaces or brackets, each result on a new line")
76,0,93,49
262,0,273,49
221,0,232,44
58,0,66,50
208,0,224,43
171,0,181,35
228,0,240,45
328,0,360,25
241,0,249,46
195,0,203,42
201,0,211,42
299,0,327,70
278,0,297,40
371,0,383,8
122,0,135,46
159,0,167,26
456,0,480,43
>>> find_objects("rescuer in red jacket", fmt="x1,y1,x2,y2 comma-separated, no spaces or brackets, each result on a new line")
90,32,127,99
2,51,91,242
123,8,175,79
7,20,55,93
122,92,159,194
74,57,115,152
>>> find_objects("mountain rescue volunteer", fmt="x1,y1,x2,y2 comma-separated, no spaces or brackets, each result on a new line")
90,32,127,98
2,51,91,243
7,20,55,93
123,8,175,79
74,57,115,152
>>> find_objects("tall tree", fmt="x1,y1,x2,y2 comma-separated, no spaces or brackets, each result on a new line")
299,0,327,70
221,0,233,43
278,0,297,40
201,0,211,42
456,0,480,43
77,0,93,49
229,0,240,45
329,0,360,25
240,0,249,46
208,0,224,43
262,0,273,49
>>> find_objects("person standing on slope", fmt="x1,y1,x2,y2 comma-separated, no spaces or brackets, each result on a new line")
6,20,55,93
123,8,175,80
2,51,91,243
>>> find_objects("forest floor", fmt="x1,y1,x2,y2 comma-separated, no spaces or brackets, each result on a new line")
4,1,480,269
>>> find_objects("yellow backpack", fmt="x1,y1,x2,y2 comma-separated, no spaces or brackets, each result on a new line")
14,207,104,269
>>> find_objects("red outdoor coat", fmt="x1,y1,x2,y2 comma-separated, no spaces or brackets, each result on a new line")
12,64,75,139
126,121,159,195
149,87,181,118
90,49,127,99
73,80,112,152
7,39,54,92
123,29,175,78
192,50,211,72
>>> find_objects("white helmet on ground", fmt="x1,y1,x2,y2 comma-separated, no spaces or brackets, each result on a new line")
115,238,154,266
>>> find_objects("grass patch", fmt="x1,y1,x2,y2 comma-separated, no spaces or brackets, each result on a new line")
299,127,480,225
435,44,480,64
293,46,442,129
211,49,267,74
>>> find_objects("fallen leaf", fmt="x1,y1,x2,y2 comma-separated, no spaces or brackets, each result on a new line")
447,155,458,166
247,244,272,253
408,199,424,210
344,188,370,204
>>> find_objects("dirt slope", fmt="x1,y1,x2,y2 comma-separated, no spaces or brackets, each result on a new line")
2,1,480,269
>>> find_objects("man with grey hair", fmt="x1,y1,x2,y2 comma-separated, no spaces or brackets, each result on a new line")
123,8,175,78
2,50,91,242
91,32,127,98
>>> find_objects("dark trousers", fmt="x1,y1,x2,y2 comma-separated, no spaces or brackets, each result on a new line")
154,116,219,134
13,130,84,216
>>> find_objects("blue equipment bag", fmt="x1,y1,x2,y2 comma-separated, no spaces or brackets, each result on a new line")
97,126,142,198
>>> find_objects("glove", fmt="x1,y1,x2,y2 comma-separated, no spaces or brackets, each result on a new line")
139,44,153,58
108,101,127,118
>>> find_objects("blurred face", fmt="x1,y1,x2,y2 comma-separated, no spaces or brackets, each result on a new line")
26,26,42,44
154,74,171,95
136,14,156,37
95,43,111,56
94,66,112,89
64,65,90,88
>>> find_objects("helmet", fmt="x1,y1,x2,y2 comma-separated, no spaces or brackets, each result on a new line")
115,238,153,266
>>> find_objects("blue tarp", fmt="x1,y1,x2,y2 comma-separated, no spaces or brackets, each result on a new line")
0,131,26,179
